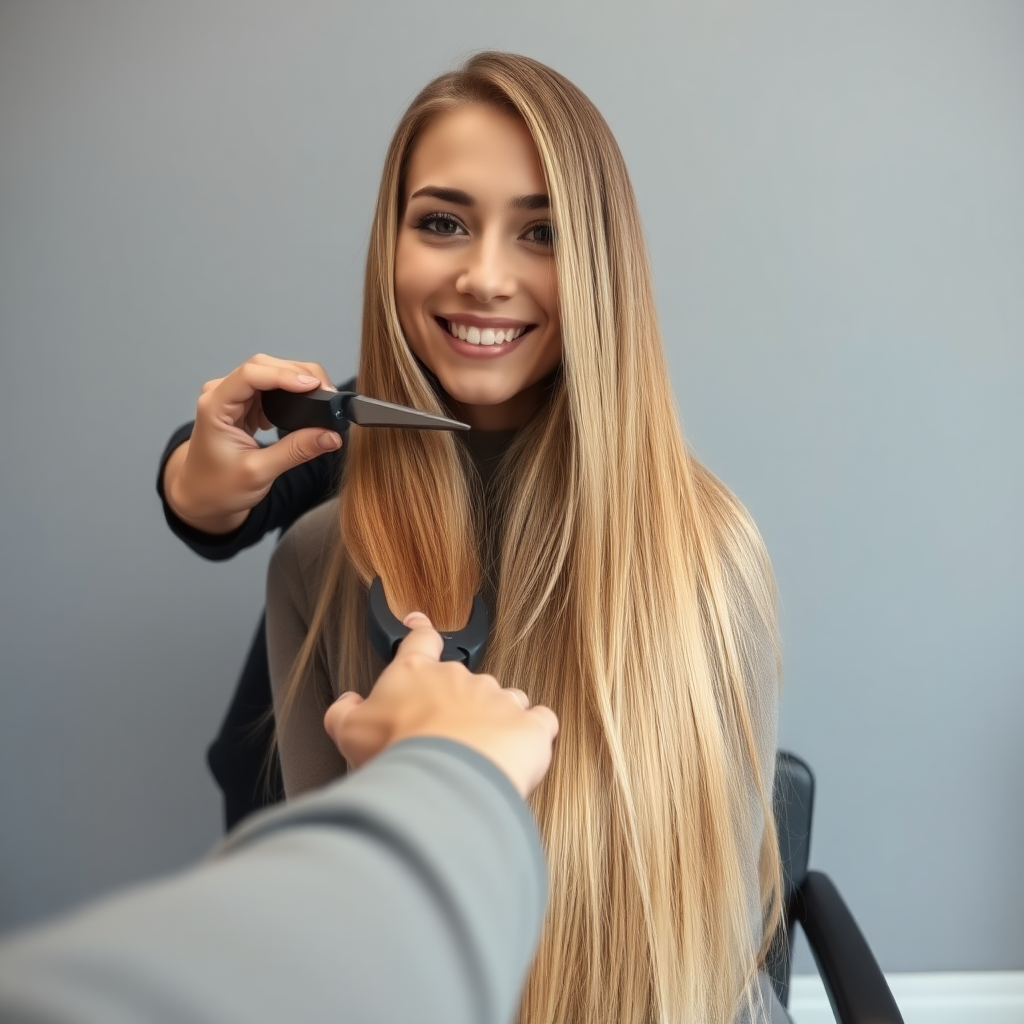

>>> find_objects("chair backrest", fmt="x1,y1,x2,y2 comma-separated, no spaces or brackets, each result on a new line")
766,749,815,1005
774,750,815,903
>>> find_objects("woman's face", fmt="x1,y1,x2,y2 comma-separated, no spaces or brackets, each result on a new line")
395,104,562,431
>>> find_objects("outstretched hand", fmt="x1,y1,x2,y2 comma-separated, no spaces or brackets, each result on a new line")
324,613,559,799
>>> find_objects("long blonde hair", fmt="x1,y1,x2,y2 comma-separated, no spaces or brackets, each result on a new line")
282,52,783,1024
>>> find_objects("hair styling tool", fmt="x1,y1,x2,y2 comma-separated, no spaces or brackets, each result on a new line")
261,388,469,433
367,577,489,669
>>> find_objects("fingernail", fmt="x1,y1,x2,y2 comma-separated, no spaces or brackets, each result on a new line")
317,432,341,451
403,611,430,627
297,374,320,385
336,691,354,701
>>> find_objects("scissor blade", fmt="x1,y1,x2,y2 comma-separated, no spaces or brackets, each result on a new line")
345,394,470,431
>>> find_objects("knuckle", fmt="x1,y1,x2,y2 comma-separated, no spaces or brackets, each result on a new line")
285,437,309,466
239,356,267,378
453,665,477,685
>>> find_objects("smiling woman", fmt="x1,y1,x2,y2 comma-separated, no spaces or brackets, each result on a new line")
263,52,787,1024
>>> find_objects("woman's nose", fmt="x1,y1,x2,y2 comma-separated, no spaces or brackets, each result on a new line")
456,238,516,302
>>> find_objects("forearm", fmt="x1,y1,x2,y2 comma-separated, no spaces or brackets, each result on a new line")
219,738,547,1022
0,739,547,1024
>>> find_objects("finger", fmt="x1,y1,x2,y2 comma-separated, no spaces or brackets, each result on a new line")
504,688,531,709
242,401,269,436
296,363,336,391
211,362,327,411
515,706,560,798
525,704,560,740
323,691,365,745
244,427,344,486
392,611,444,664
248,355,338,392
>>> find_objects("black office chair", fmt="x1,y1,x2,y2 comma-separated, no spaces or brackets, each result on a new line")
768,751,904,1024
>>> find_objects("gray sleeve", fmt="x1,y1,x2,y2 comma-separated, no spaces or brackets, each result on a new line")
266,515,349,796
0,737,548,1024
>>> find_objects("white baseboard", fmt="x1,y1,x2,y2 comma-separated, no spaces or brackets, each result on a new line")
788,971,1024,1024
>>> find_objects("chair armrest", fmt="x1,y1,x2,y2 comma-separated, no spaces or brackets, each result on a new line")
794,871,904,1024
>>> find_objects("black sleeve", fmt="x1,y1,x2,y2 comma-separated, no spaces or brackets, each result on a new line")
156,377,355,562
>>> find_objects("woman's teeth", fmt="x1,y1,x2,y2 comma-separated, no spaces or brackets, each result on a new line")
444,320,527,346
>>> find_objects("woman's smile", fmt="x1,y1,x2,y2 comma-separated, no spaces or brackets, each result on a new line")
434,314,535,355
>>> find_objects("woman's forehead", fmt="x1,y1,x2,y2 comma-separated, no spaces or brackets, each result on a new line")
404,105,546,203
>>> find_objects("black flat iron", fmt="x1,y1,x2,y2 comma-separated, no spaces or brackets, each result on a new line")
367,578,488,670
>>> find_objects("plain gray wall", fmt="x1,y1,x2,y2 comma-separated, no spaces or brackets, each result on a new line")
1,0,1021,978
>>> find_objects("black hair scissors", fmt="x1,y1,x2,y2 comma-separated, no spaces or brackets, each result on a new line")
261,388,469,433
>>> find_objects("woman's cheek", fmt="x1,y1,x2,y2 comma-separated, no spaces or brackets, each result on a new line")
394,240,428,355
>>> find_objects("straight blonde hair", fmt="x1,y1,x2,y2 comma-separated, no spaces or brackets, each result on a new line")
281,52,783,1024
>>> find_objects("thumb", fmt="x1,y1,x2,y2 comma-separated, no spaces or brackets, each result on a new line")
257,427,343,481
323,691,365,746
393,612,444,665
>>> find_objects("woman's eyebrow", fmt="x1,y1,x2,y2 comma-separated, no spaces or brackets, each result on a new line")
410,185,474,206
408,185,549,211
509,193,550,211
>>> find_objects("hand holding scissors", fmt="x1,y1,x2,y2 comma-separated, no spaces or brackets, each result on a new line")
162,354,466,536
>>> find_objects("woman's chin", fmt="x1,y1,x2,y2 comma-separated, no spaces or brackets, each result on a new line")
435,378,539,429
430,370,518,410
447,385,517,410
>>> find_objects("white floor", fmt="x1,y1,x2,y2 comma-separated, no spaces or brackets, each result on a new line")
788,971,1024,1024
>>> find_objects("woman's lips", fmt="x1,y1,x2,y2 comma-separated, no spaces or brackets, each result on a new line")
437,313,531,330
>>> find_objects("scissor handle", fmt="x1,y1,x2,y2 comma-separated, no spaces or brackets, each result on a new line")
261,389,352,433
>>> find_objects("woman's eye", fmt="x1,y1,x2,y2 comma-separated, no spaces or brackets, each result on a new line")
524,223,555,246
416,213,465,237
